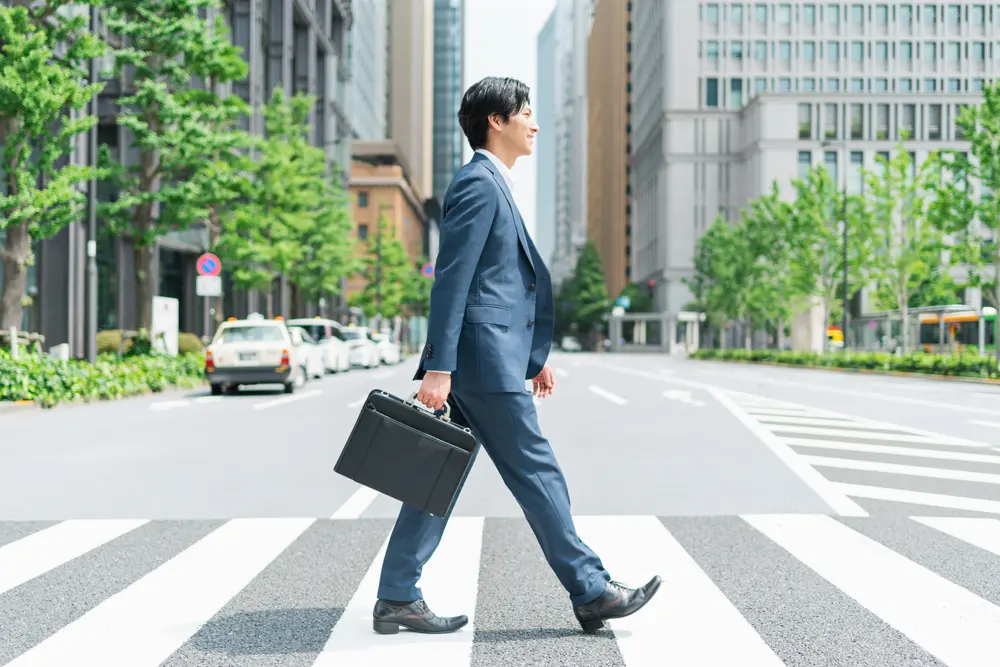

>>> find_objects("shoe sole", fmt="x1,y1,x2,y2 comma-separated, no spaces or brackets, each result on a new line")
578,575,663,634
373,617,469,635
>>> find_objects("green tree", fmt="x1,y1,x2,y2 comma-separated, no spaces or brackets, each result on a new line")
0,2,106,329
687,214,751,348
567,240,609,342
403,259,433,315
614,282,654,313
98,0,249,330
214,89,314,317
349,213,416,319
927,86,1000,361
863,145,943,351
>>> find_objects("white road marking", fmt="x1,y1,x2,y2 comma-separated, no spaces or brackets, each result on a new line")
783,438,1000,464
330,486,380,519
970,419,1000,429
913,517,1000,558
744,514,1000,667
193,396,222,405
663,389,705,407
252,389,322,410
708,388,868,517
755,415,908,429
764,424,984,445
6,518,315,667
800,455,1000,485
833,483,1000,514
575,515,784,666
744,407,817,417
588,385,628,405
0,520,147,596
313,517,483,666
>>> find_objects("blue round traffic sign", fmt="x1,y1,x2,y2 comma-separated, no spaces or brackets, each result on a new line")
197,253,221,277
422,263,434,277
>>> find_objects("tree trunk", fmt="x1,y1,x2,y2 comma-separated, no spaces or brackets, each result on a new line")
289,282,300,319
134,243,156,332
744,319,752,351
0,222,30,330
265,289,273,319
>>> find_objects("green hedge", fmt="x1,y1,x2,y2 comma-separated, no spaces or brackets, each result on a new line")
0,350,206,408
690,348,1000,380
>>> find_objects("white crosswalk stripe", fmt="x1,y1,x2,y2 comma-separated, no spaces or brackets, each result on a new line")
724,390,1000,516
0,513,999,665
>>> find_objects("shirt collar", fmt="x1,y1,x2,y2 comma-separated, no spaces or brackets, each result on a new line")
476,148,515,190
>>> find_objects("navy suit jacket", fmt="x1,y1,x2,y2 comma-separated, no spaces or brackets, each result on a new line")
415,152,554,393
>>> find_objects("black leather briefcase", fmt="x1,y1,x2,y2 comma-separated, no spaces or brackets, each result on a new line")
334,390,478,517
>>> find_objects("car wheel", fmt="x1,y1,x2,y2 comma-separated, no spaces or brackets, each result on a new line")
211,383,222,396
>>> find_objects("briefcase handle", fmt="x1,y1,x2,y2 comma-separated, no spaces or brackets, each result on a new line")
405,392,452,422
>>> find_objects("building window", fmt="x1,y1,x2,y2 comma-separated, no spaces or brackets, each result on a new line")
358,224,368,240
824,150,838,185
929,104,943,140
799,103,812,139
900,103,916,139
705,77,719,107
705,3,720,24
899,78,913,92
802,77,816,91
924,78,938,91
798,150,812,180
851,77,865,91
850,103,864,139
357,191,369,207
754,40,767,63
850,4,864,27
779,77,792,91
803,4,816,27
730,78,743,108
827,77,841,91
874,78,888,92
754,77,767,93
824,103,839,139
948,78,962,92
876,103,890,139
849,151,864,194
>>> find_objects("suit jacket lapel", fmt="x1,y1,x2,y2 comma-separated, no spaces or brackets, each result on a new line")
476,155,536,273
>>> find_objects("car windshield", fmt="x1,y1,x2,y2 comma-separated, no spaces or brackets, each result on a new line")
218,325,286,343
341,330,366,340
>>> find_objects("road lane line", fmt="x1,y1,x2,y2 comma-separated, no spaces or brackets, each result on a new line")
588,385,628,405
6,518,315,667
970,419,1000,429
832,483,1000,514
252,389,322,410
800,455,1000,485
0,520,147,596
755,415,908,429
708,388,868,517
912,517,1000,558
744,514,1000,667
193,396,222,405
574,515,784,666
313,517,483,666
783,438,1000,464
330,486,380,519
765,424,985,445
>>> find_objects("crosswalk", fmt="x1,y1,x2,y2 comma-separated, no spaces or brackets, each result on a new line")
724,390,1000,517
1,513,1000,666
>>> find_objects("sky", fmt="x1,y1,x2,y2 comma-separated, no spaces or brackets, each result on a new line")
462,0,558,239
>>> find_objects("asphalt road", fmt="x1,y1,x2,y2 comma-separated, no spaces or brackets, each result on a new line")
1,351,999,666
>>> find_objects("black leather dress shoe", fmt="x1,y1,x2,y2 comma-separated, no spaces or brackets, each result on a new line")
572,576,662,633
372,598,469,634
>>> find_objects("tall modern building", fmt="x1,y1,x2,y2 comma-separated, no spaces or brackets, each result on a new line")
535,12,558,267
0,0,354,357
631,0,987,315
348,0,388,141
548,0,595,286
586,0,631,299
432,0,465,203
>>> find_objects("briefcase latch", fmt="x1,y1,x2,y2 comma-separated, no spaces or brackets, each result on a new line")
405,392,451,422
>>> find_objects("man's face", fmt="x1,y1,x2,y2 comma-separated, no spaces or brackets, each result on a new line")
493,104,539,158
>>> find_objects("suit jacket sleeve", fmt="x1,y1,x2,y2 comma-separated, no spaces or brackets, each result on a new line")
422,169,496,373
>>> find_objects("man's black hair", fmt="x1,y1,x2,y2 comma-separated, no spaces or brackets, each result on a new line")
457,76,531,151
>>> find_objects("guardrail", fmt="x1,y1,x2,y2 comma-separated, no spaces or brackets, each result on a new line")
0,327,46,359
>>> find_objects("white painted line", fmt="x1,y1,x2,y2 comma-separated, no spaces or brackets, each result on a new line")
663,389,705,407
913,517,1000,558
744,408,818,417
764,424,984,446
708,388,868,517
6,518,315,667
330,486,380,519
783,438,1000,465
970,419,1000,429
800,455,1000,485
755,415,902,429
150,400,189,411
574,516,784,666
833,483,1000,514
744,514,1000,667
0,520,147,596
194,396,223,405
252,388,322,410
313,517,483,666
588,385,628,405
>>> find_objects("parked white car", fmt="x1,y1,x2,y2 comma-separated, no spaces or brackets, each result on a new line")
286,318,351,374
369,331,402,365
340,325,381,368
287,324,326,380
206,314,310,394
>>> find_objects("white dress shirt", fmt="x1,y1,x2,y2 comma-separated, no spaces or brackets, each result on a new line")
476,148,515,191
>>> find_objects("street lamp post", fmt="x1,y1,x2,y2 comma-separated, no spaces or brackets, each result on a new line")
86,5,100,364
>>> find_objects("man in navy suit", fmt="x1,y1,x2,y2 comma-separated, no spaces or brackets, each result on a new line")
371,76,660,636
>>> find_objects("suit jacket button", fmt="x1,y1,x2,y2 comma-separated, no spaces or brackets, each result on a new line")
529,283,536,290
527,320,535,327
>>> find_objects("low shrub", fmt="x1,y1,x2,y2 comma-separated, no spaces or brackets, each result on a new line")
96,329,204,356
690,348,999,380
0,350,206,408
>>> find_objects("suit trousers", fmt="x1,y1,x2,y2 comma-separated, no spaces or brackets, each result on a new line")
376,389,611,607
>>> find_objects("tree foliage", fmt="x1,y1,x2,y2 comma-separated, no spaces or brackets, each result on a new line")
0,2,106,329
348,213,420,319
97,0,250,330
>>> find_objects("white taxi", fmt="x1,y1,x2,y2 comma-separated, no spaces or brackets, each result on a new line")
205,314,310,395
